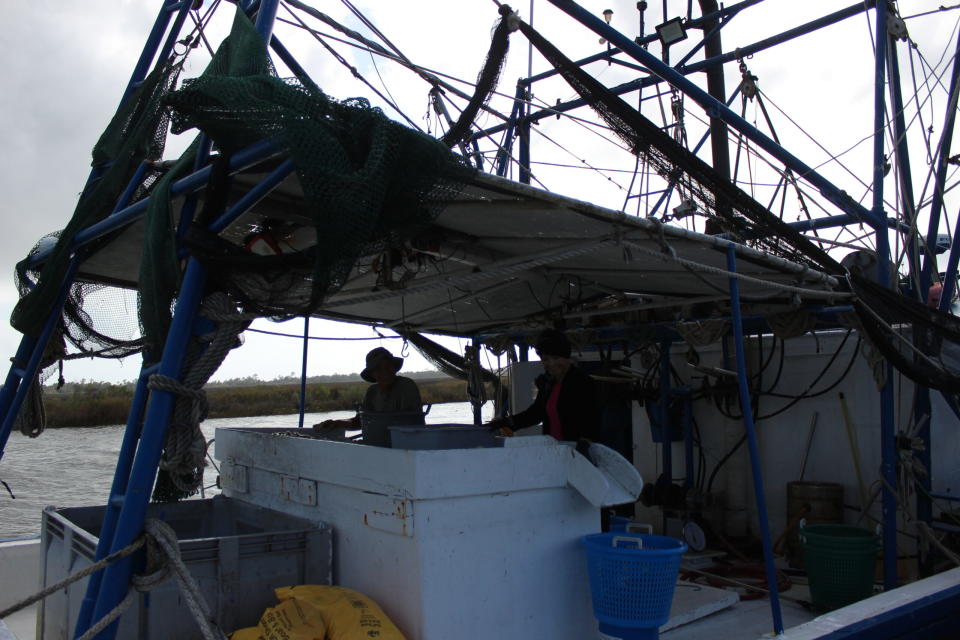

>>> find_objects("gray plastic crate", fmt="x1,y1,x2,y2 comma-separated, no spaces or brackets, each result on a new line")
389,424,501,450
38,495,331,639
359,409,426,447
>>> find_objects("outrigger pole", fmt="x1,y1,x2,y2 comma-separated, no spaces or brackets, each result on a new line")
77,3,284,639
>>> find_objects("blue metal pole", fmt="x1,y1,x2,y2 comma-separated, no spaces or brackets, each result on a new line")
870,0,899,591
152,1,195,70
299,316,310,429
496,84,526,178
473,340,483,425
941,215,960,313
75,364,159,634
270,35,313,82
518,96,531,185
254,0,281,41
681,391,694,489
922,27,960,300
208,158,296,233
549,1,879,225
82,261,209,640
726,246,784,634
0,337,38,460
887,36,934,562
924,34,960,311
24,140,279,267
659,338,673,485
0,260,79,462
117,2,180,105
887,42,920,294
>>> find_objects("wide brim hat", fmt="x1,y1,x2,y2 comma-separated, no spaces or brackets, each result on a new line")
535,329,571,359
361,347,404,382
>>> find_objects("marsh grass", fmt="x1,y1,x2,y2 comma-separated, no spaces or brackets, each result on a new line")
42,377,468,427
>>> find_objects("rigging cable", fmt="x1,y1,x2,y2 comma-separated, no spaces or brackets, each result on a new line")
278,2,424,131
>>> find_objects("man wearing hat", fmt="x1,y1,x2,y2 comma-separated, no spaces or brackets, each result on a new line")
359,346,422,413
314,347,422,431
486,329,599,445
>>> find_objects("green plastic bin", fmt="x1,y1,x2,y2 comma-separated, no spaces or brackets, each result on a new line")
801,524,879,611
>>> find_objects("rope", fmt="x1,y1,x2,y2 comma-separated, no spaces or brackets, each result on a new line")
138,519,226,640
150,293,251,495
76,592,139,640
622,240,851,301
860,337,889,391
0,537,146,620
245,326,401,340
0,520,227,640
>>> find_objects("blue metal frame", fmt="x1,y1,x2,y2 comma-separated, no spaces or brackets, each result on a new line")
83,260,211,640
543,0,876,228
932,26,960,314
75,5,289,636
75,363,159,633
659,337,673,490
725,246,784,634
870,0,899,591
0,259,79,460
6,1,958,637
473,2,873,147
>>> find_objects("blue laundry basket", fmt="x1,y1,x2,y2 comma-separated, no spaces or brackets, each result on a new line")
581,532,687,640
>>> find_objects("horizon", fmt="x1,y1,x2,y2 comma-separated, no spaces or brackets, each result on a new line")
42,366,456,388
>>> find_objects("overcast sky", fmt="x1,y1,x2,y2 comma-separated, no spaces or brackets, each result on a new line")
1,1,958,384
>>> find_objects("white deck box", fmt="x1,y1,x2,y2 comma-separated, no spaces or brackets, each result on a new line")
216,429,607,640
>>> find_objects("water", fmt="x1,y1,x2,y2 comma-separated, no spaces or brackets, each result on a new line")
0,402,492,539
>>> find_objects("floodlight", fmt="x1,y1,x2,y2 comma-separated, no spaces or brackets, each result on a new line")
655,17,687,47
599,9,614,44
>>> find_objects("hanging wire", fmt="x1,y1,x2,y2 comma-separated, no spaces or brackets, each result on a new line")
528,125,630,192
246,327,402,340
278,3,424,131
902,3,960,20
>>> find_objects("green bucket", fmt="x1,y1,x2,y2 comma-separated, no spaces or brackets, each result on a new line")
801,524,879,611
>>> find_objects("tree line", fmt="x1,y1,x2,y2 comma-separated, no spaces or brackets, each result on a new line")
40,376,468,427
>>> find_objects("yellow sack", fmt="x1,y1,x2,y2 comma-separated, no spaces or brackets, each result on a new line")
276,585,406,640
229,585,405,640
229,594,327,640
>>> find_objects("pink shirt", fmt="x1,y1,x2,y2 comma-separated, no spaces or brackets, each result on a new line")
546,380,564,440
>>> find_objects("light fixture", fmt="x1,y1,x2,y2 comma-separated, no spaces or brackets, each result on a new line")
599,9,614,44
655,16,687,47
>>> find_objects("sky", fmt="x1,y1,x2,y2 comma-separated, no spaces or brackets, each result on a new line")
1,1,959,384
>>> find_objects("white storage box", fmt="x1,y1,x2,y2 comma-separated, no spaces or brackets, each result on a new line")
216,429,637,639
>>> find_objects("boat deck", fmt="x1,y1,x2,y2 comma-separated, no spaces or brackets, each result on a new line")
664,583,816,639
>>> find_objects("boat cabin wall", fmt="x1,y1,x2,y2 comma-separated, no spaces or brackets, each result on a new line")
501,329,953,572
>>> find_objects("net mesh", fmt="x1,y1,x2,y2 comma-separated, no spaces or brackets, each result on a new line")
12,59,180,342
12,7,475,364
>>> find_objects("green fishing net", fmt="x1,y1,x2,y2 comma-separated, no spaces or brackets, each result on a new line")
14,7,475,363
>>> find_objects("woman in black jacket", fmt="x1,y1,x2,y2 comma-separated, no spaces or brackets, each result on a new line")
489,329,600,445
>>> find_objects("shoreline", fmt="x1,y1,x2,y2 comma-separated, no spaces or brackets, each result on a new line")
38,377,471,428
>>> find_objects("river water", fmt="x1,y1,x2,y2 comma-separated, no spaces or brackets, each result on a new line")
0,402,492,539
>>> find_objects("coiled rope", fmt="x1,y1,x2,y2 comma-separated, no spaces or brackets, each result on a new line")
149,292,254,495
